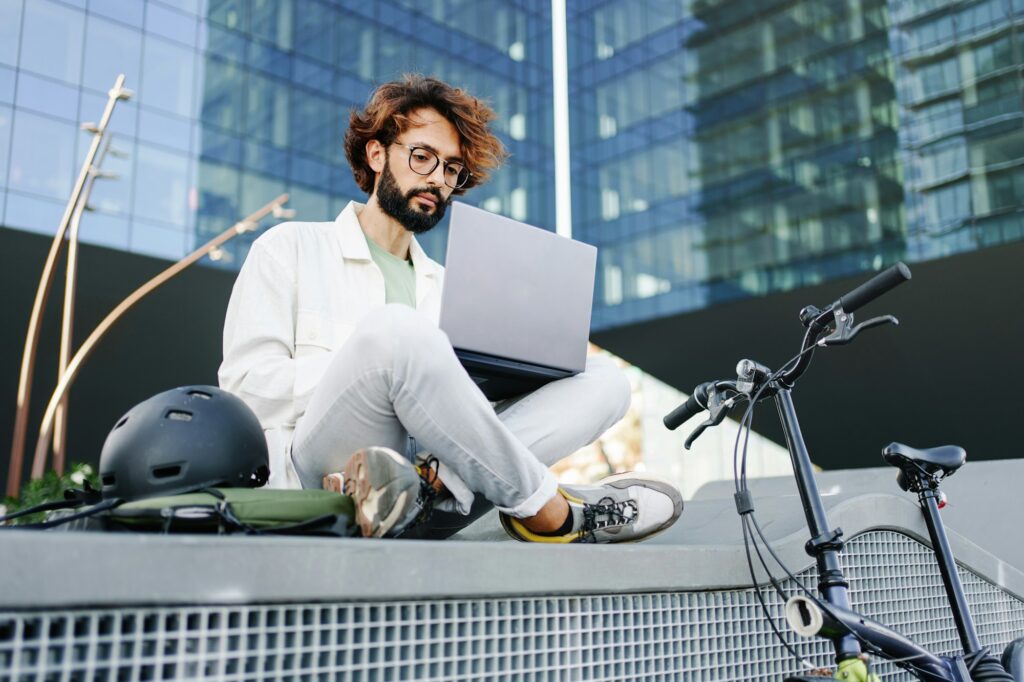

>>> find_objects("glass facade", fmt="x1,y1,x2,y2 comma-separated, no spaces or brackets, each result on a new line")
892,0,1024,261
568,0,1024,330
2,0,1021,332
0,0,554,265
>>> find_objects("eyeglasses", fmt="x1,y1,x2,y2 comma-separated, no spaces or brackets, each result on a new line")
394,143,472,190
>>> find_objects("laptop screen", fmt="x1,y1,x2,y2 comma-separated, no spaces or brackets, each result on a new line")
439,202,596,373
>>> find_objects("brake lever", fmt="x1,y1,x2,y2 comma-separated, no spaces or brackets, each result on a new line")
684,385,738,450
819,310,899,347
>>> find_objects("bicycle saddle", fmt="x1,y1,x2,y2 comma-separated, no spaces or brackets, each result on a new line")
882,442,966,476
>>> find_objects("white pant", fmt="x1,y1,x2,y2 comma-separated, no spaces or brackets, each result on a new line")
290,305,631,517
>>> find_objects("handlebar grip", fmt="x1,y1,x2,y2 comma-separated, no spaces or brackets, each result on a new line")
663,383,711,431
838,262,911,314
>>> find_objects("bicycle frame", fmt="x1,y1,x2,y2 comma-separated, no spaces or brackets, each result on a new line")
774,381,973,681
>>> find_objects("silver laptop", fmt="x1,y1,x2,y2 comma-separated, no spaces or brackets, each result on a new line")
439,202,597,400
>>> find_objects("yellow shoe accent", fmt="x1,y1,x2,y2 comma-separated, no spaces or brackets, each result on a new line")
506,515,578,543
558,487,585,505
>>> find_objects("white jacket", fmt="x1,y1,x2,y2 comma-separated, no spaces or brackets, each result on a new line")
218,200,445,488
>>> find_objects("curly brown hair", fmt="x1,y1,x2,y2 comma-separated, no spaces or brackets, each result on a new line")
344,75,508,196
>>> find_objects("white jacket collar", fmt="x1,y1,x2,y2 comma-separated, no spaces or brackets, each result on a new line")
335,201,440,279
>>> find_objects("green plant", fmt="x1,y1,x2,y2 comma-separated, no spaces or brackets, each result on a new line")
1,462,99,525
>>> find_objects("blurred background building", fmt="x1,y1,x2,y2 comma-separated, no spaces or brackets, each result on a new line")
1,0,1021,495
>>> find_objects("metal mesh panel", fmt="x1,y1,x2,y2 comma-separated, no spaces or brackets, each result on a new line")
2,530,1023,681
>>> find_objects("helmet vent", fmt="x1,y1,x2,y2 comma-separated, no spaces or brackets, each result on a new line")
152,465,183,479
114,416,129,429
102,474,115,486
187,390,212,399
166,410,193,421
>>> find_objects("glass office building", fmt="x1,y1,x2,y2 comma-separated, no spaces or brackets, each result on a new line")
1,0,1021,327
567,0,1024,330
0,0,555,266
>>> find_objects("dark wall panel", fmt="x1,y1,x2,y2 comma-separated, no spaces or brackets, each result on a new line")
1,228,236,494
593,241,1024,470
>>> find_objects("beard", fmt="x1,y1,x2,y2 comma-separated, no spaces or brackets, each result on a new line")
376,160,450,234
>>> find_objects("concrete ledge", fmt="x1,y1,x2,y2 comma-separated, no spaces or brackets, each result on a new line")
2,474,1022,608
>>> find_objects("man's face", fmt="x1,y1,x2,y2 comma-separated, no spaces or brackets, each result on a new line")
376,157,449,234
370,108,463,234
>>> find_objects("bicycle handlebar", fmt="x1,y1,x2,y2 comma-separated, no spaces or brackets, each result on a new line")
836,262,911,316
663,263,913,436
663,382,711,431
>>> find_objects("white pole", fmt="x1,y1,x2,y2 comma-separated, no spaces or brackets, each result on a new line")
551,0,572,238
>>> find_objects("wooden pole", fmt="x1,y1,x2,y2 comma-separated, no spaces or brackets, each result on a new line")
29,195,290,479
7,75,130,498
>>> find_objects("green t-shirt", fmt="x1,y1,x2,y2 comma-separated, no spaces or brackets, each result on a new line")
365,236,416,308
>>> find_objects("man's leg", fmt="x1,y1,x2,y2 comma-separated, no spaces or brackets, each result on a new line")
400,354,631,539
291,305,558,522
293,305,681,542
495,354,631,466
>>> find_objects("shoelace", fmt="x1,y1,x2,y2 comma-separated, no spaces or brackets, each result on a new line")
578,496,639,543
411,456,441,527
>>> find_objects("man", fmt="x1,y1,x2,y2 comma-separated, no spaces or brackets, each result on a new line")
219,75,683,542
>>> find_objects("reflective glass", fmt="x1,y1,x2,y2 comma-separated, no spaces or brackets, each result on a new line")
145,2,198,47
1,0,556,271
4,191,66,234
82,15,143,94
288,91,335,160
138,107,193,153
130,218,185,260
154,0,201,15
88,0,143,28
335,13,375,80
196,159,240,232
15,72,80,121
445,0,526,53
199,57,244,132
245,71,289,147
250,0,292,50
0,0,23,67
289,154,331,191
19,0,85,83
0,103,10,186
293,57,332,93
0,65,13,104
287,185,330,223
293,0,333,65
77,210,130,250
238,169,284,216
140,36,196,117
132,142,191,227
242,140,288,179
199,127,243,165
208,0,244,31
8,110,77,200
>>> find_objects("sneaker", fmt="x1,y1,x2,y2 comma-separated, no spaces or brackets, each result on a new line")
499,473,683,543
339,446,439,538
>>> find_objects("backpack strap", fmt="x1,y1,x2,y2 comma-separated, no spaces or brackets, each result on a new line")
0,483,105,526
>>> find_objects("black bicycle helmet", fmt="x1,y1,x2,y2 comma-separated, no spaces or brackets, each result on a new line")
99,385,269,501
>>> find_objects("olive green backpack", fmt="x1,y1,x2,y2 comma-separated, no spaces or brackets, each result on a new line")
2,486,358,537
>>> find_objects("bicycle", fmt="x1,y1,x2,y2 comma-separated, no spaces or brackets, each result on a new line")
662,263,1024,682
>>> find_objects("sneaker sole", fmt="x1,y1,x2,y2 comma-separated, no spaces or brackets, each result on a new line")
595,473,684,543
343,447,416,538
